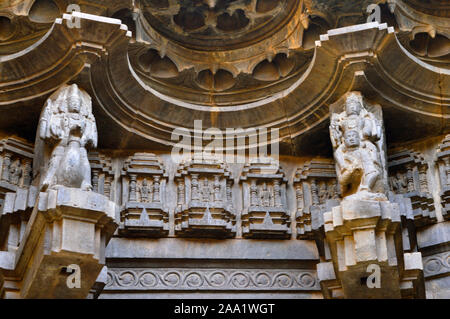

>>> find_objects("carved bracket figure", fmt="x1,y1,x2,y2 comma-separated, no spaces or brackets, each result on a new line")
33,84,97,191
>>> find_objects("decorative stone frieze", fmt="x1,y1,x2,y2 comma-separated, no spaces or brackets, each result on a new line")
436,134,450,221
388,148,436,226
294,158,340,239
175,157,236,238
240,158,290,239
105,268,320,291
119,153,169,237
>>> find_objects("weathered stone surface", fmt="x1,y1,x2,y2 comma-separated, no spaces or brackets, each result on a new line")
0,0,448,299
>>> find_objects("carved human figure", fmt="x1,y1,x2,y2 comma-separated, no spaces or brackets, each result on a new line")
202,178,211,202
213,175,221,202
250,179,259,206
129,174,137,201
9,159,22,185
330,92,385,199
390,171,407,193
140,178,150,203
177,179,185,206
334,129,382,198
2,153,11,182
191,174,200,201
318,181,327,204
260,182,271,207
330,93,381,150
153,176,161,203
34,84,97,191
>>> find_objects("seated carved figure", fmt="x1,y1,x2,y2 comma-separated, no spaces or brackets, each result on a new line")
33,84,98,191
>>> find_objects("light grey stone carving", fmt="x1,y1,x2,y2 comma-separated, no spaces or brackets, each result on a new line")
175,157,236,238
437,135,450,221
240,158,290,239
330,92,387,201
294,158,340,241
33,84,97,191
120,153,169,237
105,268,320,291
388,148,436,226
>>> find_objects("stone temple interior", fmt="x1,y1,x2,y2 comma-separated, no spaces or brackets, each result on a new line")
0,0,448,299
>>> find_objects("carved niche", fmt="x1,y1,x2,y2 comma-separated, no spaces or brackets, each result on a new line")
294,158,340,239
174,158,235,238
388,148,436,227
436,134,450,221
0,137,33,194
119,153,169,237
0,137,35,252
89,152,114,200
240,158,290,239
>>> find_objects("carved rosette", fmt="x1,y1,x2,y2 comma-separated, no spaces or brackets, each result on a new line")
239,159,290,239
294,158,340,239
174,158,236,238
119,153,169,237
436,134,450,221
388,148,436,227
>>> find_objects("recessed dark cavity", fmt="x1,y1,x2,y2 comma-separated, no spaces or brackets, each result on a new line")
302,17,329,50
427,34,450,58
410,32,429,56
256,0,279,13
147,0,169,9
253,54,295,82
253,60,279,81
29,0,60,23
274,53,294,77
112,9,136,37
0,16,15,41
174,8,206,31
216,9,249,32
197,69,235,91
139,49,179,78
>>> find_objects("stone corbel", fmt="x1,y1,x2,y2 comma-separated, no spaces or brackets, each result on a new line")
3,186,117,299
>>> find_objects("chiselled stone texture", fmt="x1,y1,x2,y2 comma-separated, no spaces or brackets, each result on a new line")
175,158,236,238
240,159,291,239
423,251,450,279
89,152,114,199
0,0,449,300
321,91,425,299
106,268,320,291
437,135,450,221
388,148,436,227
294,158,340,239
120,153,169,237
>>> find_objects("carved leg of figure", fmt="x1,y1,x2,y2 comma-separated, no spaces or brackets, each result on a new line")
80,148,93,191
360,170,379,192
41,147,64,191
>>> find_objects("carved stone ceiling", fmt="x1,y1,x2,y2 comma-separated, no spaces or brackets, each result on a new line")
0,0,448,155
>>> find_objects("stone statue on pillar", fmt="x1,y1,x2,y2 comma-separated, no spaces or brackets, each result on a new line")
33,84,98,191
329,92,386,200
